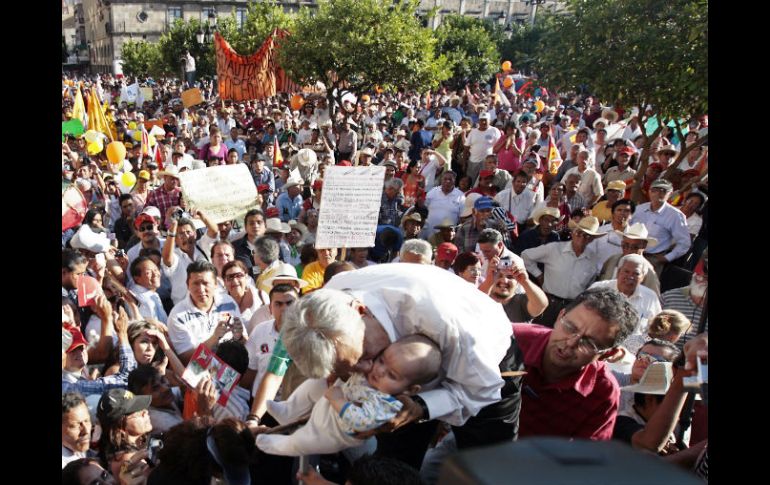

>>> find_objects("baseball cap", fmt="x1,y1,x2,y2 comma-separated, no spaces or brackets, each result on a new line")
436,243,459,262
97,389,151,424
138,170,151,181
66,327,88,353
617,146,636,156
474,196,495,211
134,213,156,230
650,179,673,191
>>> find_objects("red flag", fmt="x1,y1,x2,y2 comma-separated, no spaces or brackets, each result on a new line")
273,137,283,167
62,185,88,231
154,143,165,170
517,81,533,96
77,275,101,307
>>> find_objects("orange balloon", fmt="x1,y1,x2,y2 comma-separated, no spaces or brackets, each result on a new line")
501,61,512,72
106,141,127,165
290,94,304,111
503,77,513,89
361,94,370,103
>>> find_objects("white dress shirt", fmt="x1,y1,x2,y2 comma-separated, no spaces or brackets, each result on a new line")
522,240,602,299
630,202,691,261
494,187,538,224
590,224,624,272
563,166,604,202
325,263,512,426
167,292,240,356
423,186,465,234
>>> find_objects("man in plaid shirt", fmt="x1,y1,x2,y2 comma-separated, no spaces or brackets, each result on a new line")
61,308,136,396
145,165,183,227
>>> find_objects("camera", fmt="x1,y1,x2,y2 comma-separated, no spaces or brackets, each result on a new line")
115,249,126,258
497,259,514,270
147,436,164,466
171,208,189,221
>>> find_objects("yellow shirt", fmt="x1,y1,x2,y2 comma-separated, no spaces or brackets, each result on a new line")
300,261,326,294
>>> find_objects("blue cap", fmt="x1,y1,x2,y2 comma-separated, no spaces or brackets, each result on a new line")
474,196,495,211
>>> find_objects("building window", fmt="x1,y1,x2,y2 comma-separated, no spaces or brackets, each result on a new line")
236,8,247,29
168,7,182,26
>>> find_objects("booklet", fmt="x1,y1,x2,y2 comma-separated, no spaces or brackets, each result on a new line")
181,344,241,406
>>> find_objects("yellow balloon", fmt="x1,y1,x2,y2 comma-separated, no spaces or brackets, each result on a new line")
84,130,101,143
106,141,127,165
148,135,156,147
501,61,512,72
132,130,143,142
87,140,103,155
535,100,545,113
128,121,137,130
121,171,137,188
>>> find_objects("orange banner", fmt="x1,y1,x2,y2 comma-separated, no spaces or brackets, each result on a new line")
214,29,301,101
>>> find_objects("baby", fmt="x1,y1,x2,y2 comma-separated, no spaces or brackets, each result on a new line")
256,334,442,456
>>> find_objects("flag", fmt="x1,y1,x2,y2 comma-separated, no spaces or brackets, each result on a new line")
517,80,533,97
141,123,150,157
72,86,87,129
493,75,511,108
77,275,102,307
87,87,114,142
273,138,283,167
154,141,165,170
62,184,88,232
547,127,563,175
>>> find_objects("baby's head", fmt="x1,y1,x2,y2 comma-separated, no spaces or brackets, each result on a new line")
366,334,441,396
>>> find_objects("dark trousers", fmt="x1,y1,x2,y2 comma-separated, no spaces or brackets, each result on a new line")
375,419,440,471
185,70,196,86
533,294,572,327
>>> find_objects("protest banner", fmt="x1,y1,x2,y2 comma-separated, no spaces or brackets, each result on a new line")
140,87,154,102
315,165,386,249
181,87,204,108
177,164,259,225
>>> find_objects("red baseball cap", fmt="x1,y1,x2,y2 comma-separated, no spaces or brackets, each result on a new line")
134,213,156,230
479,169,495,178
265,207,280,219
436,242,459,262
66,327,89,353
337,160,352,167
617,146,636,156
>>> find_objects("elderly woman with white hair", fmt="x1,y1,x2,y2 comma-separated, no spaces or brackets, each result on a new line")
589,253,662,353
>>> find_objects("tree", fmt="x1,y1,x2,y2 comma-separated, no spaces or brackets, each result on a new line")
158,18,217,79
536,0,708,202
120,41,164,78
435,14,501,87
224,0,295,55
277,0,450,116
498,22,545,77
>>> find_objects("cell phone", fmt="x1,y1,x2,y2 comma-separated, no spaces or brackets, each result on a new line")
147,436,164,466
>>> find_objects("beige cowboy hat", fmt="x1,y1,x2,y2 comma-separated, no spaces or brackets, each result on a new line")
592,117,610,129
265,218,290,234
262,262,308,290
295,148,318,168
621,362,673,395
532,206,562,225
567,216,607,237
656,145,679,157
615,222,658,246
283,176,305,190
288,220,308,238
157,165,181,179
601,108,619,123
460,193,482,218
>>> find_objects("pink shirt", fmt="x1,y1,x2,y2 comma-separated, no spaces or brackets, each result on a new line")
496,136,524,173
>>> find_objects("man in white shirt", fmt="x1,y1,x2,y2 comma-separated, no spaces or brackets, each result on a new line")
162,218,209,305
167,261,240,364
522,216,607,326
62,392,92,469
629,179,691,276
562,146,604,206
279,264,513,468
589,254,662,354
495,171,538,229
463,113,501,184
129,256,168,323
423,171,465,237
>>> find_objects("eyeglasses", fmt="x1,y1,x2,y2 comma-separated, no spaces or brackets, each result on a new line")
636,350,669,364
224,272,246,282
557,317,613,356
138,224,155,232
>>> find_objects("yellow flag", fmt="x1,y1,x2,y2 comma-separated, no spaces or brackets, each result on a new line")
72,86,87,128
87,87,114,142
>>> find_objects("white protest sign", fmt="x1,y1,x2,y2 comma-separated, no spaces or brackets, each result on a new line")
177,164,259,225
315,166,386,249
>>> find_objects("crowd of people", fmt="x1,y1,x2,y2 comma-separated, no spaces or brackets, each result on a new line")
61,72,708,484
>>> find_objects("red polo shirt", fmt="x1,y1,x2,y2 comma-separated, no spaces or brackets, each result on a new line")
513,323,620,441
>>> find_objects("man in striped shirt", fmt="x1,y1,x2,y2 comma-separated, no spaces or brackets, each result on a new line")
661,251,708,352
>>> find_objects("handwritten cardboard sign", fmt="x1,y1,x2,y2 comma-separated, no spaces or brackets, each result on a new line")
177,164,259,225
181,88,204,108
315,166,386,249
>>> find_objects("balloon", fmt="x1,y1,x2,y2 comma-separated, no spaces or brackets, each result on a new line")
106,141,127,165
132,130,142,141
290,95,305,111
148,135,156,147
375,85,384,94
87,140,103,155
120,171,136,189
128,121,137,130
501,61,512,72
84,130,101,143
535,100,545,113
361,94,370,103
502,76,513,89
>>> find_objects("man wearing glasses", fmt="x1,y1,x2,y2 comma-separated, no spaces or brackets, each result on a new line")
513,286,638,440
630,178,691,276
126,212,166,269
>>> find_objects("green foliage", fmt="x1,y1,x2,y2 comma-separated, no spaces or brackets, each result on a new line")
224,0,296,54
537,0,708,120
277,0,450,113
435,14,501,86
498,22,546,76
158,18,216,78
120,41,164,78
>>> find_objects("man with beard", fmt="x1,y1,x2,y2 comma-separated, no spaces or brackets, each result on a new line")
661,250,708,353
487,258,548,322
162,218,209,305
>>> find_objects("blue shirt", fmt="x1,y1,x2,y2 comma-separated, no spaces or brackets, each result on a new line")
276,192,303,222
252,167,276,194
224,138,247,158
62,343,137,396
630,202,691,261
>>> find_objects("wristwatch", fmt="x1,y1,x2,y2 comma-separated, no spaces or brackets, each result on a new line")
411,395,430,422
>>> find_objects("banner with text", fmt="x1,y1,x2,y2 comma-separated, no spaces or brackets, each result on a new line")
177,164,259,225
315,166,385,249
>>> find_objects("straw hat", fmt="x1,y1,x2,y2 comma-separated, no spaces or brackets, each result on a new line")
615,222,658,245
532,207,561,225
567,216,606,236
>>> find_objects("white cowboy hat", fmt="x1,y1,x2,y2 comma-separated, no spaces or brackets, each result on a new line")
157,165,181,179
295,148,318,168
460,193,482,218
567,216,607,237
615,222,658,246
265,218,290,234
532,207,562,225
262,262,308,290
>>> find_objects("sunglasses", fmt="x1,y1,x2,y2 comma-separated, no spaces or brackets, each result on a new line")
224,272,246,282
138,224,155,232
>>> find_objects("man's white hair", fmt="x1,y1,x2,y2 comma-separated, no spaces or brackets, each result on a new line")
399,239,433,264
618,253,649,278
280,289,365,379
